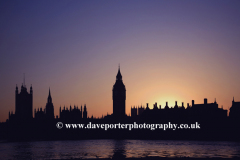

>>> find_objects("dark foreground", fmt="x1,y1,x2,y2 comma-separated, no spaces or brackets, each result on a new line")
57,158,240,160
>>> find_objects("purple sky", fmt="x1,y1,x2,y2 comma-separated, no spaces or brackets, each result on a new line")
1,0,240,122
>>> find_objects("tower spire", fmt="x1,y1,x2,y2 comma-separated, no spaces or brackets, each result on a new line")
116,65,122,80
48,87,52,103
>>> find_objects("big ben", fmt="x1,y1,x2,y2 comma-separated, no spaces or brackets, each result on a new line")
112,66,126,118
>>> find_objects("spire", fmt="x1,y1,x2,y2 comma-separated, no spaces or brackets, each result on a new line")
233,97,235,102
116,65,122,80
48,88,52,103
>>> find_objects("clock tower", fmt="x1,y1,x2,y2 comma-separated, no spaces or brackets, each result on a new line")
112,66,126,118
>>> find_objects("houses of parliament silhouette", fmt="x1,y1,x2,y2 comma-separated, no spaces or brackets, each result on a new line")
1,66,240,141
8,85,89,122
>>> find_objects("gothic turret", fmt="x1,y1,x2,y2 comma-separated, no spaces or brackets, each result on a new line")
83,104,87,119
45,88,54,120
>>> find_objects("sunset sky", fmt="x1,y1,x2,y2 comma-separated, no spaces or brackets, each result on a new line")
1,0,240,122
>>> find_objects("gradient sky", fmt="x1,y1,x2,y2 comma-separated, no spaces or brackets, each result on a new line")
1,0,240,122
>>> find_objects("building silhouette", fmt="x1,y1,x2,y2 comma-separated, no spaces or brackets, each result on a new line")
59,104,87,122
83,104,87,119
138,105,145,116
112,66,126,118
35,108,45,120
229,97,240,119
137,98,227,124
131,106,137,117
190,98,227,121
35,88,54,120
9,83,33,122
131,105,145,118
46,88,54,120
3,69,240,141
